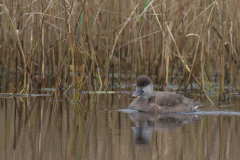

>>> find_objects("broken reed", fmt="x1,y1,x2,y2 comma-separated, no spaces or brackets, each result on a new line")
0,0,239,103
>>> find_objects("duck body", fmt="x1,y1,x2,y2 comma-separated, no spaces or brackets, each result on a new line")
129,75,201,113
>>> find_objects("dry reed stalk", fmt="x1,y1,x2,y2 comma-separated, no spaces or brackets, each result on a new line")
71,43,76,102
185,1,216,104
76,64,85,100
105,4,139,87
150,2,165,90
15,56,18,88
185,1,216,32
14,52,36,93
207,25,211,79
218,0,228,101
165,22,202,88
164,21,171,91
26,55,31,94
1,0,240,103
200,30,205,93
54,47,71,82
71,43,76,88
2,1,28,92
167,50,183,81
2,1,26,64
186,36,200,85
159,1,165,89
42,23,45,80
89,39,103,90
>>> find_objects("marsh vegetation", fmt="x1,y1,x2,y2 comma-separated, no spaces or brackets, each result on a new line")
0,0,240,103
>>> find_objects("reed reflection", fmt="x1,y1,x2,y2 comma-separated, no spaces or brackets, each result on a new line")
129,112,202,145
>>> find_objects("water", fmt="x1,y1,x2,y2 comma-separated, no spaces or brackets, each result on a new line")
1,93,240,160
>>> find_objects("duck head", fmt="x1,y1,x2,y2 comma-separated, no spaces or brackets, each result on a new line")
132,75,154,99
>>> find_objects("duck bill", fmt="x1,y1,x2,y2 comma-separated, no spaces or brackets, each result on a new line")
132,87,143,98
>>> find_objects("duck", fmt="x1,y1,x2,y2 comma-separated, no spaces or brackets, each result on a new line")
129,75,201,113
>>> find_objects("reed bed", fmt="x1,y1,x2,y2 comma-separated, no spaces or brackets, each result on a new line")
0,0,239,102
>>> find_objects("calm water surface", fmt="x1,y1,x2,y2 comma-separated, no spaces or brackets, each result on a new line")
1,93,240,160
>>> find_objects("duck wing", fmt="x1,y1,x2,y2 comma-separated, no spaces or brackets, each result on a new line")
151,92,185,107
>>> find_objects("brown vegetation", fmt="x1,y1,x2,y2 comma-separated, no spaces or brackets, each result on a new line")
0,0,240,102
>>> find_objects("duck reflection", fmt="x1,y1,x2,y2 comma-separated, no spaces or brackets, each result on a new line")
129,112,202,145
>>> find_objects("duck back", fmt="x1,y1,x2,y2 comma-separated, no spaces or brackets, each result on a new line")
129,92,200,113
